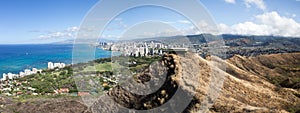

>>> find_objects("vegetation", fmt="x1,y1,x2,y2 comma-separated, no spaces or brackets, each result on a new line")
1,56,162,99
16,66,75,94
265,64,300,89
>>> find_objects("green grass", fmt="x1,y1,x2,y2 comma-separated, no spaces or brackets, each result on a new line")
82,62,112,72
80,62,125,73
13,94,80,102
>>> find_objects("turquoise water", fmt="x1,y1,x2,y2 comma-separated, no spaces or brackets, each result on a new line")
0,44,113,78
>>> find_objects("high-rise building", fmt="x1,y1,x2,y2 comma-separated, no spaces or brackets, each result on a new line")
24,69,31,75
19,72,25,77
139,47,145,57
145,47,149,56
32,68,38,73
2,73,7,81
7,73,13,79
48,62,54,69
159,49,163,55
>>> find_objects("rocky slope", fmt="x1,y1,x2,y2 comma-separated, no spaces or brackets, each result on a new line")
86,53,300,113
0,97,87,113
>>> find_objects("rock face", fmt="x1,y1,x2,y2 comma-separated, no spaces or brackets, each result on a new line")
88,53,300,113
89,54,191,113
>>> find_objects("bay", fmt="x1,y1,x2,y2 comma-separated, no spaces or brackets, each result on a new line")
0,44,114,78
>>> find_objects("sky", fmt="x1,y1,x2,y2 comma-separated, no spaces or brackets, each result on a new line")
0,0,300,44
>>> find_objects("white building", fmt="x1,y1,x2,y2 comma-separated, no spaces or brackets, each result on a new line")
32,68,38,73
139,47,145,57
7,73,13,80
159,49,163,55
2,73,7,81
49,62,66,69
48,62,54,69
54,63,60,68
145,46,149,56
19,72,25,77
54,63,66,69
60,63,66,68
24,69,32,75
135,50,139,57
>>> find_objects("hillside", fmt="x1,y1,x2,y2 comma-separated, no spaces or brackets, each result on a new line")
213,53,300,112
227,53,300,88
86,52,300,113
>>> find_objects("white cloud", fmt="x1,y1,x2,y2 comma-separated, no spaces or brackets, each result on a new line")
38,26,79,39
225,0,266,11
218,11,300,37
228,22,272,35
244,0,266,11
195,20,219,34
225,0,236,4
177,20,192,24
67,26,79,32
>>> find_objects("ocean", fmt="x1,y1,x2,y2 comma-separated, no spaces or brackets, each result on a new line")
0,44,114,78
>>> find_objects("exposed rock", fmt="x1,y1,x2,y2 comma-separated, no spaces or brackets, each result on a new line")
88,53,300,113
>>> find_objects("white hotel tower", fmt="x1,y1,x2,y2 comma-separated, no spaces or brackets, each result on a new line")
48,62,66,69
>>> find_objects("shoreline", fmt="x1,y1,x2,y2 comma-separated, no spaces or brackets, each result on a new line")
1,62,67,81
0,44,116,79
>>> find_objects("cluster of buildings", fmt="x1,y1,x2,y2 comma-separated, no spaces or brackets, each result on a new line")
0,67,43,96
47,62,66,69
0,62,67,96
54,88,70,94
0,62,66,82
112,42,164,57
1,68,42,81
53,88,91,96
99,41,188,57
0,80,38,96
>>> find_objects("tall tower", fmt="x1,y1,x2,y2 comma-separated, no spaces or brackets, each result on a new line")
144,42,148,56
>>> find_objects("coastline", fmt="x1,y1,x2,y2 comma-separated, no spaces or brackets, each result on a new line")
0,44,115,79
1,62,67,81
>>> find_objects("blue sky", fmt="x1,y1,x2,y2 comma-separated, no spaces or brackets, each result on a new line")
0,0,300,44
0,0,98,44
